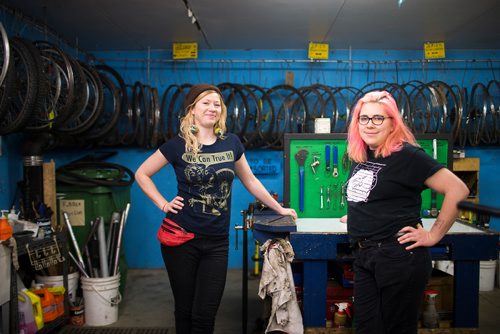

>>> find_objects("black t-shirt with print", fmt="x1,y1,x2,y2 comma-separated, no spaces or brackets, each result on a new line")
159,133,244,236
346,143,444,241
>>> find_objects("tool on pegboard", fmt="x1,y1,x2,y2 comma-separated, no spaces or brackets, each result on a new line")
342,151,350,172
320,185,324,209
325,144,331,173
340,182,346,209
332,145,339,178
295,149,309,212
311,155,320,175
326,185,331,209
332,183,339,210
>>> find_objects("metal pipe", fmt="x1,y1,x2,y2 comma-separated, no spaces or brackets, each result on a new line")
95,57,500,65
112,203,130,276
69,251,90,278
63,211,86,271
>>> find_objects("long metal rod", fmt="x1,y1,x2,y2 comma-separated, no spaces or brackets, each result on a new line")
69,251,89,278
97,215,109,277
96,57,500,65
112,203,130,276
63,211,86,271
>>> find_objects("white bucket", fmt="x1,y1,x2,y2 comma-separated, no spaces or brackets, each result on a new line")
81,274,121,326
497,252,500,288
35,271,80,303
479,260,496,292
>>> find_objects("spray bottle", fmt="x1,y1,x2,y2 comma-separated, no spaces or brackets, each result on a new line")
8,206,19,225
333,302,351,328
422,289,439,328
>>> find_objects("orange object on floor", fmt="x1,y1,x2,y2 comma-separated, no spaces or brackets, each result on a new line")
30,288,58,322
47,287,66,317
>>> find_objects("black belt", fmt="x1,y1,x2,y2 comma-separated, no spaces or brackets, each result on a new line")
355,231,406,249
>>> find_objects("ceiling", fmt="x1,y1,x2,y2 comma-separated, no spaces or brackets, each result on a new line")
2,0,500,52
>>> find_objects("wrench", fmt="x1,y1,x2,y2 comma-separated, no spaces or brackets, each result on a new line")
332,145,339,177
295,149,309,212
320,185,324,209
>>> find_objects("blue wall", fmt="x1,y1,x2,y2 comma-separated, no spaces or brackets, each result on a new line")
1,10,499,268
464,148,500,230
2,138,498,269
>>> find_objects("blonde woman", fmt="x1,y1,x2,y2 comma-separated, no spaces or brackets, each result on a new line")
135,84,297,334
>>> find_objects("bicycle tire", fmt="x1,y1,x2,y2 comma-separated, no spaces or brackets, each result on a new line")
0,22,10,88
244,84,275,149
0,38,41,135
57,61,103,134
83,72,121,142
34,41,75,128
95,64,129,146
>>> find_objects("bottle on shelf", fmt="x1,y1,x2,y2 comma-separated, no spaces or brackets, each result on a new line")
21,289,44,331
18,290,38,334
30,286,58,323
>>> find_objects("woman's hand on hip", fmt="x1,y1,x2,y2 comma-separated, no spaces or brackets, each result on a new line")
163,196,184,214
398,224,438,250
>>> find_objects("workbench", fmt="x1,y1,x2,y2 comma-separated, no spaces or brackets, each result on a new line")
253,216,498,328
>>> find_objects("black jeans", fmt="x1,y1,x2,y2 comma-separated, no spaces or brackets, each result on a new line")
161,235,229,334
352,239,432,334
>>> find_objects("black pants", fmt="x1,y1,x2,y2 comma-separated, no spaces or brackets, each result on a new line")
161,235,229,334
352,239,432,334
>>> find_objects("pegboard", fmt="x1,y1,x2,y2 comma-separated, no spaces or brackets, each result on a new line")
283,134,452,218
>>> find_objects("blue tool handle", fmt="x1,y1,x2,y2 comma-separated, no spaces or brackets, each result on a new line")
333,145,338,165
325,145,331,170
299,167,305,212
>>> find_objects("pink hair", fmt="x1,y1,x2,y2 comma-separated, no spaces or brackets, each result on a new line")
347,90,417,163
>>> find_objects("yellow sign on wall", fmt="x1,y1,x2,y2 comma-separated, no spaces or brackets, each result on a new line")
308,42,329,60
173,42,198,59
424,42,445,59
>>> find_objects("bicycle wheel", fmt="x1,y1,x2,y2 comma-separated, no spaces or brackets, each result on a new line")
83,72,121,143
0,38,43,135
56,61,103,135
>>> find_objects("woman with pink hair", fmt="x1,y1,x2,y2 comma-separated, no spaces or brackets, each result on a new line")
342,91,468,333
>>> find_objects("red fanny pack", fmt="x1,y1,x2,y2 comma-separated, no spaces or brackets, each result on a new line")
157,218,195,247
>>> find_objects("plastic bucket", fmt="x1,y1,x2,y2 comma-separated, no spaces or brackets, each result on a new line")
35,271,80,303
479,260,496,292
81,274,121,326
498,252,500,288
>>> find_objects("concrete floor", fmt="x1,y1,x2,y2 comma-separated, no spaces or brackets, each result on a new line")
71,268,500,333
110,269,263,333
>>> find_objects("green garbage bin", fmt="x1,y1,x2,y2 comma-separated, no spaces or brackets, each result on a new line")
56,163,134,296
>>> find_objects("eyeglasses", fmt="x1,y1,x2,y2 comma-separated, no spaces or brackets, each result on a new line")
358,115,392,125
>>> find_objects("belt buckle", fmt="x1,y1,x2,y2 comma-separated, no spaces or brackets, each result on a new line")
357,240,368,248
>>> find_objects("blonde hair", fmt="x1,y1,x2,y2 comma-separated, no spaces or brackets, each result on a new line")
179,90,227,156
347,90,417,163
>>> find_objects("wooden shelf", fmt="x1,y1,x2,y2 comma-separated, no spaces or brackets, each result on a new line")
452,158,480,223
